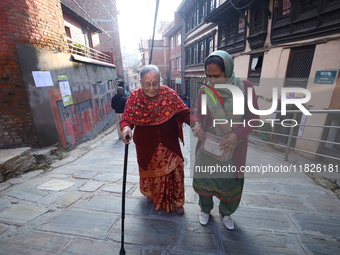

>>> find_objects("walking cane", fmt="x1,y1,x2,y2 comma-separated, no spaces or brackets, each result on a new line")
120,134,129,255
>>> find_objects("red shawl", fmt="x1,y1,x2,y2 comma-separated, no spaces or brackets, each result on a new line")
121,85,188,126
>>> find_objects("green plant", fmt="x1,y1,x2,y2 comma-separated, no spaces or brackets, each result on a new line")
258,122,272,132
258,122,272,141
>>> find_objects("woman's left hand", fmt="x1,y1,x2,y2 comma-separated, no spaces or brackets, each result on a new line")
192,122,204,141
220,133,238,151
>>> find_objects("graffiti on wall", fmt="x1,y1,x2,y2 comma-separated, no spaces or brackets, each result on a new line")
49,79,116,148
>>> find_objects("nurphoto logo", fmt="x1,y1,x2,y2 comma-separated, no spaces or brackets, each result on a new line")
201,84,312,128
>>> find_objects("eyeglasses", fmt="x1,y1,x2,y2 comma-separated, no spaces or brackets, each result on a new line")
142,82,160,89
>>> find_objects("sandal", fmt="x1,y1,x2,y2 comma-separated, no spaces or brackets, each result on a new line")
175,206,184,215
147,197,153,203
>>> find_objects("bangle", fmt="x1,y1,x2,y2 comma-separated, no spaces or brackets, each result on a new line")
121,126,130,132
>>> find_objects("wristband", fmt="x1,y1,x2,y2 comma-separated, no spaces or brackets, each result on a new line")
121,126,131,132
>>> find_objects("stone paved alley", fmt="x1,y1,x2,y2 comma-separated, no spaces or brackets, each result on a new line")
0,125,339,255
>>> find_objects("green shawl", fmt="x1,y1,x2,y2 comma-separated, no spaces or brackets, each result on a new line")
204,50,245,135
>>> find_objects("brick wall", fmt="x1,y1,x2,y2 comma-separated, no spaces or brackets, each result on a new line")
63,13,98,48
0,0,67,149
169,28,182,76
64,18,86,45
147,39,169,82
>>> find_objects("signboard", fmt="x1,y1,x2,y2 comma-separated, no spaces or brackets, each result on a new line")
57,75,73,107
176,78,181,84
32,71,54,87
314,70,338,85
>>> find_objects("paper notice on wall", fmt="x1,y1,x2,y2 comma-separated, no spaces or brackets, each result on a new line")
57,75,73,107
32,71,54,87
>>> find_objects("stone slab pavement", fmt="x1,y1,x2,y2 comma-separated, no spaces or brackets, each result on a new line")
0,125,339,254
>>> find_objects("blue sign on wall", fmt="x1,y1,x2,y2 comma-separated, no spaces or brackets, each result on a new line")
314,70,338,85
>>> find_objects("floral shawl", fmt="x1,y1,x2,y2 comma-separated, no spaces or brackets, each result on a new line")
122,85,188,126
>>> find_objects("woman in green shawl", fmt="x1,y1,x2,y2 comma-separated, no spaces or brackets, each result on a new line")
193,50,259,230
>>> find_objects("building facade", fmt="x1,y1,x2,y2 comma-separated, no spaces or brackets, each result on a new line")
176,0,340,161
61,0,124,79
163,12,184,95
1,0,121,150
139,39,169,84
178,0,219,106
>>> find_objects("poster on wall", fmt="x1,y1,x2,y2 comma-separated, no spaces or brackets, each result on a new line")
57,75,73,107
32,71,54,87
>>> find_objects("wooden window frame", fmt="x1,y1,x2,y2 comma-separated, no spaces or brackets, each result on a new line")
247,52,264,86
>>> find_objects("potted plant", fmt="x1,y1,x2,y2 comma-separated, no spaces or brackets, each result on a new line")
259,122,272,141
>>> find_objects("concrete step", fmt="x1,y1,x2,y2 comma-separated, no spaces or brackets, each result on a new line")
0,147,35,182
32,145,65,164
0,145,66,183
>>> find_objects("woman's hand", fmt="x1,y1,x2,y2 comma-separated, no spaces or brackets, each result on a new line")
192,122,204,141
220,133,238,151
121,126,132,144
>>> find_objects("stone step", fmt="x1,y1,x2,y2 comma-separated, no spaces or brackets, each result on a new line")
0,147,35,182
32,145,62,164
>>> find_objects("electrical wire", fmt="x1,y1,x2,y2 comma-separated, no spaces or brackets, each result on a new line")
98,0,119,26
109,0,117,9
229,0,255,10
71,0,119,45
149,0,160,64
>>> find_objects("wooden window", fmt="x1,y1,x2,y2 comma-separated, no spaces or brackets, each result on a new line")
185,47,190,66
198,41,204,63
285,45,315,88
171,59,175,71
274,0,292,17
248,53,264,86
81,26,91,47
171,37,174,49
177,57,181,70
206,36,214,56
207,0,215,15
238,17,245,34
177,31,181,46
199,0,206,23
65,26,71,38
190,6,197,30
254,9,264,30
228,21,235,42
271,1,340,44
219,23,226,47
191,44,197,65
247,4,268,50
185,14,190,33
299,0,319,13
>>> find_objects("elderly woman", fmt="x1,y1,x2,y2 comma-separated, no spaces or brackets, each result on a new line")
120,65,202,214
193,51,259,229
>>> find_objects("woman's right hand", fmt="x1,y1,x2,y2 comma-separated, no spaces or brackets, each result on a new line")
121,126,132,144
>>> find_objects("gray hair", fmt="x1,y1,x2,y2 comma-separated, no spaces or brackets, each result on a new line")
140,65,162,82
